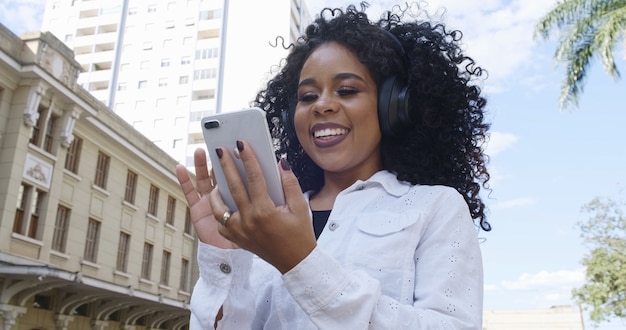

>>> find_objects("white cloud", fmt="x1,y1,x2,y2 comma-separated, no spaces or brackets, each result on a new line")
486,268,585,308
0,0,46,35
306,0,560,93
500,269,585,290
485,131,518,156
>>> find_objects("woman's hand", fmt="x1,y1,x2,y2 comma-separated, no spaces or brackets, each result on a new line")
210,140,317,274
175,148,238,249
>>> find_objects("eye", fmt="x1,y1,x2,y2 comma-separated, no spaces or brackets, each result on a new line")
337,87,358,96
298,92,318,103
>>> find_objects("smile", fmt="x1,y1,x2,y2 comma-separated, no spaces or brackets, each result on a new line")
311,123,350,148
314,128,348,138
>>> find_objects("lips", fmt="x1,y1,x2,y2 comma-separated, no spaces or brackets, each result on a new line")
311,122,350,148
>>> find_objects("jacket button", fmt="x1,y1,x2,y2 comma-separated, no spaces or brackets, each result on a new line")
219,263,231,274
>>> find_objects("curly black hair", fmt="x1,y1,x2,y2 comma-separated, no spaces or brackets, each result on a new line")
254,4,491,231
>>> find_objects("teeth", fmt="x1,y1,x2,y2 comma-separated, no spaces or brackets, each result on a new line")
314,128,347,138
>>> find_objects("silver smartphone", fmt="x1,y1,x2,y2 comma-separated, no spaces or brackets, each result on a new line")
201,107,285,211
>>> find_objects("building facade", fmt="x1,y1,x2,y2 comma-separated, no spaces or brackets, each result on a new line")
40,0,311,167
483,305,585,330
0,24,196,330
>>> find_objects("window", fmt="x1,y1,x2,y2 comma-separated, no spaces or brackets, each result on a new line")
43,115,57,153
160,250,171,285
140,61,150,69
14,184,46,239
30,107,44,145
27,189,45,239
13,183,29,234
84,218,101,263
141,243,153,279
30,106,59,154
195,47,218,60
158,78,168,87
138,80,147,89
116,232,130,272
166,196,176,225
52,205,71,252
193,68,217,80
180,258,190,291
135,100,146,110
198,9,221,21
117,83,127,91
94,151,110,189
181,56,190,65
124,170,138,204
190,111,211,122
163,39,173,48
148,185,159,216
64,136,82,173
160,58,170,67
142,42,152,50
184,207,192,235
147,5,156,13
179,76,189,85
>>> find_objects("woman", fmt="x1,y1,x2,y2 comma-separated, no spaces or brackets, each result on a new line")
176,3,491,329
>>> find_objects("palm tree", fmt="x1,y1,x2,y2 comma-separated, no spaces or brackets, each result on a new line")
535,0,626,109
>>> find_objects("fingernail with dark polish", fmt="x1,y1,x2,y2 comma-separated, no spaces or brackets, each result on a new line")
280,157,291,171
215,148,223,159
236,140,244,152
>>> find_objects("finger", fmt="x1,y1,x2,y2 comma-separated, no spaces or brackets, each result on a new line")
209,168,216,187
215,146,250,209
236,140,274,205
209,188,238,237
175,164,200,206
194,148,214,195
278,157,309,214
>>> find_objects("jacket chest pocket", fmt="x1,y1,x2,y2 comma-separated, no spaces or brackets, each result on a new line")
347,211,422,271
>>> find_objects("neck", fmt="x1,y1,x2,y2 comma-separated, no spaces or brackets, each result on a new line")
309,166,382,211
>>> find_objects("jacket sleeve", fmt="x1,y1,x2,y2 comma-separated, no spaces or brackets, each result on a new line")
281,190,484,329
189,242,255,329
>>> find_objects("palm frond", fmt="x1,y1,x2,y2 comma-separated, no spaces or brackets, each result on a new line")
535,0,599,39
535,0,626,109
561,35,596,108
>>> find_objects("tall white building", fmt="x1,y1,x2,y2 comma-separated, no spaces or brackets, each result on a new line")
41,0,311,166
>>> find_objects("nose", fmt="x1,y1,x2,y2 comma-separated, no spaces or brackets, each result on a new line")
313,92,339,115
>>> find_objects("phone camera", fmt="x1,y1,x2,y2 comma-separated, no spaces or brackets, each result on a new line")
204,120,220,129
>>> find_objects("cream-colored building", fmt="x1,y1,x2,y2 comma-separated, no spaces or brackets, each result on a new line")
483,305,585,330
0,23,197,330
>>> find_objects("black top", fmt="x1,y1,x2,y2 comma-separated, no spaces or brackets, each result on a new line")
312,210,331,240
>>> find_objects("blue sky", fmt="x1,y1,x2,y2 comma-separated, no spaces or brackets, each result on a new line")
2,0,625,328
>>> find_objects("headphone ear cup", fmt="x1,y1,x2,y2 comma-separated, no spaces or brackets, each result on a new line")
282,105,298,142
378,76,412,138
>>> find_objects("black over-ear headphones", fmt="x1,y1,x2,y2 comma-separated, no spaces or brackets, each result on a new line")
282,28,415,141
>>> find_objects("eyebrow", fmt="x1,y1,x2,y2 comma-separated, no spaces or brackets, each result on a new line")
298,72,366,88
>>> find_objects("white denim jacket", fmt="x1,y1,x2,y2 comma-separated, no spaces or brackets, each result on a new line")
190,170,483,329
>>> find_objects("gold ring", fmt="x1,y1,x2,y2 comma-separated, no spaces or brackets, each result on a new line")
220,210,231,227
